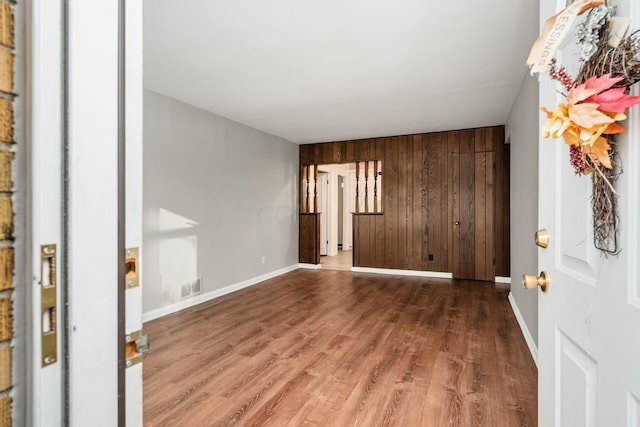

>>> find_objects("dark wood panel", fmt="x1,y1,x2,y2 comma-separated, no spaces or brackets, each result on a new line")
299,213,320,264
494,133,510,277
412,135,423,270
143,270,537,426
385,137,398,267
474,153,487,280
371,215,386,267
447,131,459,273
485,152,495,280
353,214,383,267
299,126,508,277
427,133,449,272
398,136,408,269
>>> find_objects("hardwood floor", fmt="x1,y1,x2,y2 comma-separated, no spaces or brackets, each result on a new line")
320,249,352,271
143,270,537,426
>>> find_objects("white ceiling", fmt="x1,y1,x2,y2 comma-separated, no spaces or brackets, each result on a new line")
143,1,539,144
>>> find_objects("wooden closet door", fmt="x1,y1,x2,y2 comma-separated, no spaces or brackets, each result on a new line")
451,148,495,281
473,151,494,281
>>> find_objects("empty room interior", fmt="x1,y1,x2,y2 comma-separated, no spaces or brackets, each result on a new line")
7,0,640,424
141,1,539,425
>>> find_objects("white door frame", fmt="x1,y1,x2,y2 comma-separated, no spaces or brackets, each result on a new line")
27,1,144,425
26,0,64,424
124,1,144,424
319,172,328,256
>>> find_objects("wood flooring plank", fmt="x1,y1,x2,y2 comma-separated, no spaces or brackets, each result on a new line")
143,270,537,426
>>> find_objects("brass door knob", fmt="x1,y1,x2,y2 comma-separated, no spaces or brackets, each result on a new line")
522,271,549,292
535,228,550,248
454,221,460,225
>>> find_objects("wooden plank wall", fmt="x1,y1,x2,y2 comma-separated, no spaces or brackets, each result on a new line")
300,126,510,278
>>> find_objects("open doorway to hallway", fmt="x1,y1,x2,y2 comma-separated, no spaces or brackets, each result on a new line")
314,162,382,271
316,165,352,271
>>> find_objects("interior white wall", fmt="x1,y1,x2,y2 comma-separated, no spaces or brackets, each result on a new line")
142,89,299,314
505,74,539,345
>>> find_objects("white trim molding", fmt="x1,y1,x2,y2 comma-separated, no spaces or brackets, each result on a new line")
297,263,321,270
143,264,299,322
351,267,453,279
508,292,539,368
495,276,512,284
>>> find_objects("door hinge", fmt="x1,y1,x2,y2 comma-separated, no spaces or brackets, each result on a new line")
125,329,150,368
125,247,139,289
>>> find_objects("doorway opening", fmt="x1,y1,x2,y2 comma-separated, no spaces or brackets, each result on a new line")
312,162,382,271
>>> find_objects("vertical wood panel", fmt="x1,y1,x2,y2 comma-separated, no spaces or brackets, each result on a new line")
405,138,413,268
474,153,488,280
451,151,460,277
495,139,510,277
412,135,423,270
447,131,459,273
397,137,408,269
439,135,450,272
428,132,450,272
475,128,488,152
455,149,476,279
485,152,495,280
385,138,398,267
353,215,359,266
375,214,384,267
460,128,474,153
299,214,320,264
361,215,371,266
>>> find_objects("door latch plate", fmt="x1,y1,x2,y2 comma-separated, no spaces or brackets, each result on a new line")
41,244,57,367
125,247,139,289
125,329,149,368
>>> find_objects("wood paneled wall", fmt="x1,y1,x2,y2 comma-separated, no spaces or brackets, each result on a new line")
300,126,510,279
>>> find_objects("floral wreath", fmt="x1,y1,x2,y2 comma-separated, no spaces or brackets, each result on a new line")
528,0,640,254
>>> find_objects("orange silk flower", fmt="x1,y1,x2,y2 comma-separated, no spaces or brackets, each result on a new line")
541,74,640,169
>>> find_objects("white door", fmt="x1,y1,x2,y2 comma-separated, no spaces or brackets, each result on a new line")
28,0,64,424
537,1,640,425
319,172,328,256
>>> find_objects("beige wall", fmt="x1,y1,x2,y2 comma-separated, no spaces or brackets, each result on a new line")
506,74,540,345
143,89,299,316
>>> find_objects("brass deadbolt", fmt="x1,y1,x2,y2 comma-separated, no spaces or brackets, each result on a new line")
522,271,550,292
535,228,550,248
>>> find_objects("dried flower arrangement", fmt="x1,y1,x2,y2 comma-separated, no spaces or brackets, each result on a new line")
528,1,640,254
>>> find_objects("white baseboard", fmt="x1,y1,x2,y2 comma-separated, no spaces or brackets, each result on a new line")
351,266,453,279
142,264,299,323
297,263,320,270
495,276,512,284
508,292,539,368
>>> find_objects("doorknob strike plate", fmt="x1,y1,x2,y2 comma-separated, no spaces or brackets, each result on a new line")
41,244,57,367
125,247,139,290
